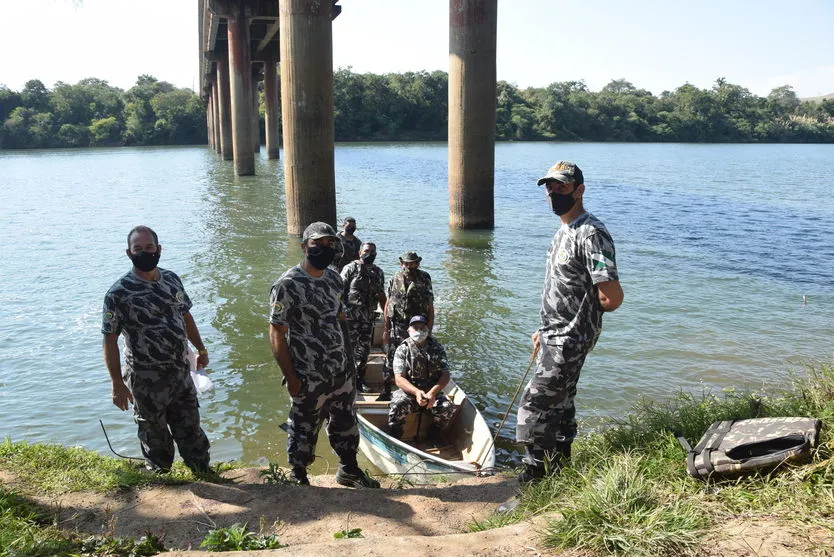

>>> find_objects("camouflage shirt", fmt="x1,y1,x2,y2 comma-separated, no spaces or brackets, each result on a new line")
540,211,618,350
386,269,434,327
269,265,346,375
340,260,385,323
393,337,449,391
334,232,362,270
101,268,193,373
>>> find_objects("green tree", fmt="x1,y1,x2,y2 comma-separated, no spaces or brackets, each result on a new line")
20,79,50,112
89,116,122,146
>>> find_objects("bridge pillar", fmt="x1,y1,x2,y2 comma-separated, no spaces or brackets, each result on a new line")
279,0,336,234
212,81,222,153
227,8,255,176
251,63,261,154
448,0,497,229
216,56,233,160
206,88,215,150
264,57,281,160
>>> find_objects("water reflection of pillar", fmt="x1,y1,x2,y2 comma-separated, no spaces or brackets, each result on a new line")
197,165,298,464
441,229,499,400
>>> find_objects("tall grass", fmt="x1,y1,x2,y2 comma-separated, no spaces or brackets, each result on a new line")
474,361,834,555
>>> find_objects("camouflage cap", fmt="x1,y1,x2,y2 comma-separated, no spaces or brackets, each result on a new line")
399,251,422,263
536,161,584,186
409,315,428,326
301,221,338,242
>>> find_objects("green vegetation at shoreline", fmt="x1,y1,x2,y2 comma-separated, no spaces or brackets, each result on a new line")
0,361,831,555
473,361,834,555
2,70,833,149
0,75,206,149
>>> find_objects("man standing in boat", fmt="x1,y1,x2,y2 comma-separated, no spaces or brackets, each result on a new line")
380,251,434,401
341,242,387,393
269,222,379,488
388,315,456,439
334,216,361,271
515,161,623,486
101,225,212,475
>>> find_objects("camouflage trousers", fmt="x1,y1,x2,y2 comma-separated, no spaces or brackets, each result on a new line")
382,325,407,391
388,389,456,434
286,368,359,468
515,341,588,451
347,319,373,382
126,368,211,474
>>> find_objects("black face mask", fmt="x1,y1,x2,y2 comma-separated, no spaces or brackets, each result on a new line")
549,190,577,216
360,253,376,264
345,225,357,234
306,245,336,270
130,249,160,272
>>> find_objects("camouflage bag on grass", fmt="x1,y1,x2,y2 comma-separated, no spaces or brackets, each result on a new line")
677,417,822,480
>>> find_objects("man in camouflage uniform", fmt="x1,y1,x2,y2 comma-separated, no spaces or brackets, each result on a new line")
510,161,624,498
101,225,211,475
269,222,379,488
340,242,386,393
388,316,456,439
380,251,434,401
334,216,361,271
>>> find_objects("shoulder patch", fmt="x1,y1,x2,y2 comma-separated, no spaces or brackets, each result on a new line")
104,310,114,321
175,291,185,302
272,301,284,313
557,248,570,264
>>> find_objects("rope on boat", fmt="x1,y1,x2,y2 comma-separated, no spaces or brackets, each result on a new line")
99,419,144,461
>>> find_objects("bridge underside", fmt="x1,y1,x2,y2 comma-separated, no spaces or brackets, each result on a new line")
198,0,496,233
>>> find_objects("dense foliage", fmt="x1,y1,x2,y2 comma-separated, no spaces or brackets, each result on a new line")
333,70,834,143
2,71,833,149
0,75,206,149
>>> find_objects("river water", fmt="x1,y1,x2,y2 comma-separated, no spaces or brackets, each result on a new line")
1,142,833,470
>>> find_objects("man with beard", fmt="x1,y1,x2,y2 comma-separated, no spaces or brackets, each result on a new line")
101,225,211,475
340,242,386,393
269,222,379,488
380,251,434,401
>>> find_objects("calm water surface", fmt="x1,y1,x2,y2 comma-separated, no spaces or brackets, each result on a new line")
1,142,833,470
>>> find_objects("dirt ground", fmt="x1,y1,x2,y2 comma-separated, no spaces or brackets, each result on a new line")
8,468,834,556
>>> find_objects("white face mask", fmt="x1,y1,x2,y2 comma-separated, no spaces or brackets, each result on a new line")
409,330,429,343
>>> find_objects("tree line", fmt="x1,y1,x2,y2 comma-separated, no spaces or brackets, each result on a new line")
2,70,833,149
0,75,206,149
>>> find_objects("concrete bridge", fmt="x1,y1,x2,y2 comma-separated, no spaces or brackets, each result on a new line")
199,0,497,233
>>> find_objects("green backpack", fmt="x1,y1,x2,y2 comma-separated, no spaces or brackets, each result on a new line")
677,417,822,480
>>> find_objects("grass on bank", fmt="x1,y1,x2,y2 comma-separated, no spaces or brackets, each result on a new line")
0,440,235,494
471,361,834,556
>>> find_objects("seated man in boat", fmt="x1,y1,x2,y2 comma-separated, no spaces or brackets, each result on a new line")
388,315,456,440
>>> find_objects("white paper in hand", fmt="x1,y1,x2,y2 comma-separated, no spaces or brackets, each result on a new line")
186,346,214,394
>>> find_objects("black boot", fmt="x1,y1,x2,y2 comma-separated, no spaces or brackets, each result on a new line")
517,446,548,485
356,377,371,394
336,453,380,488
376,383,392,401
290,466,310,486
